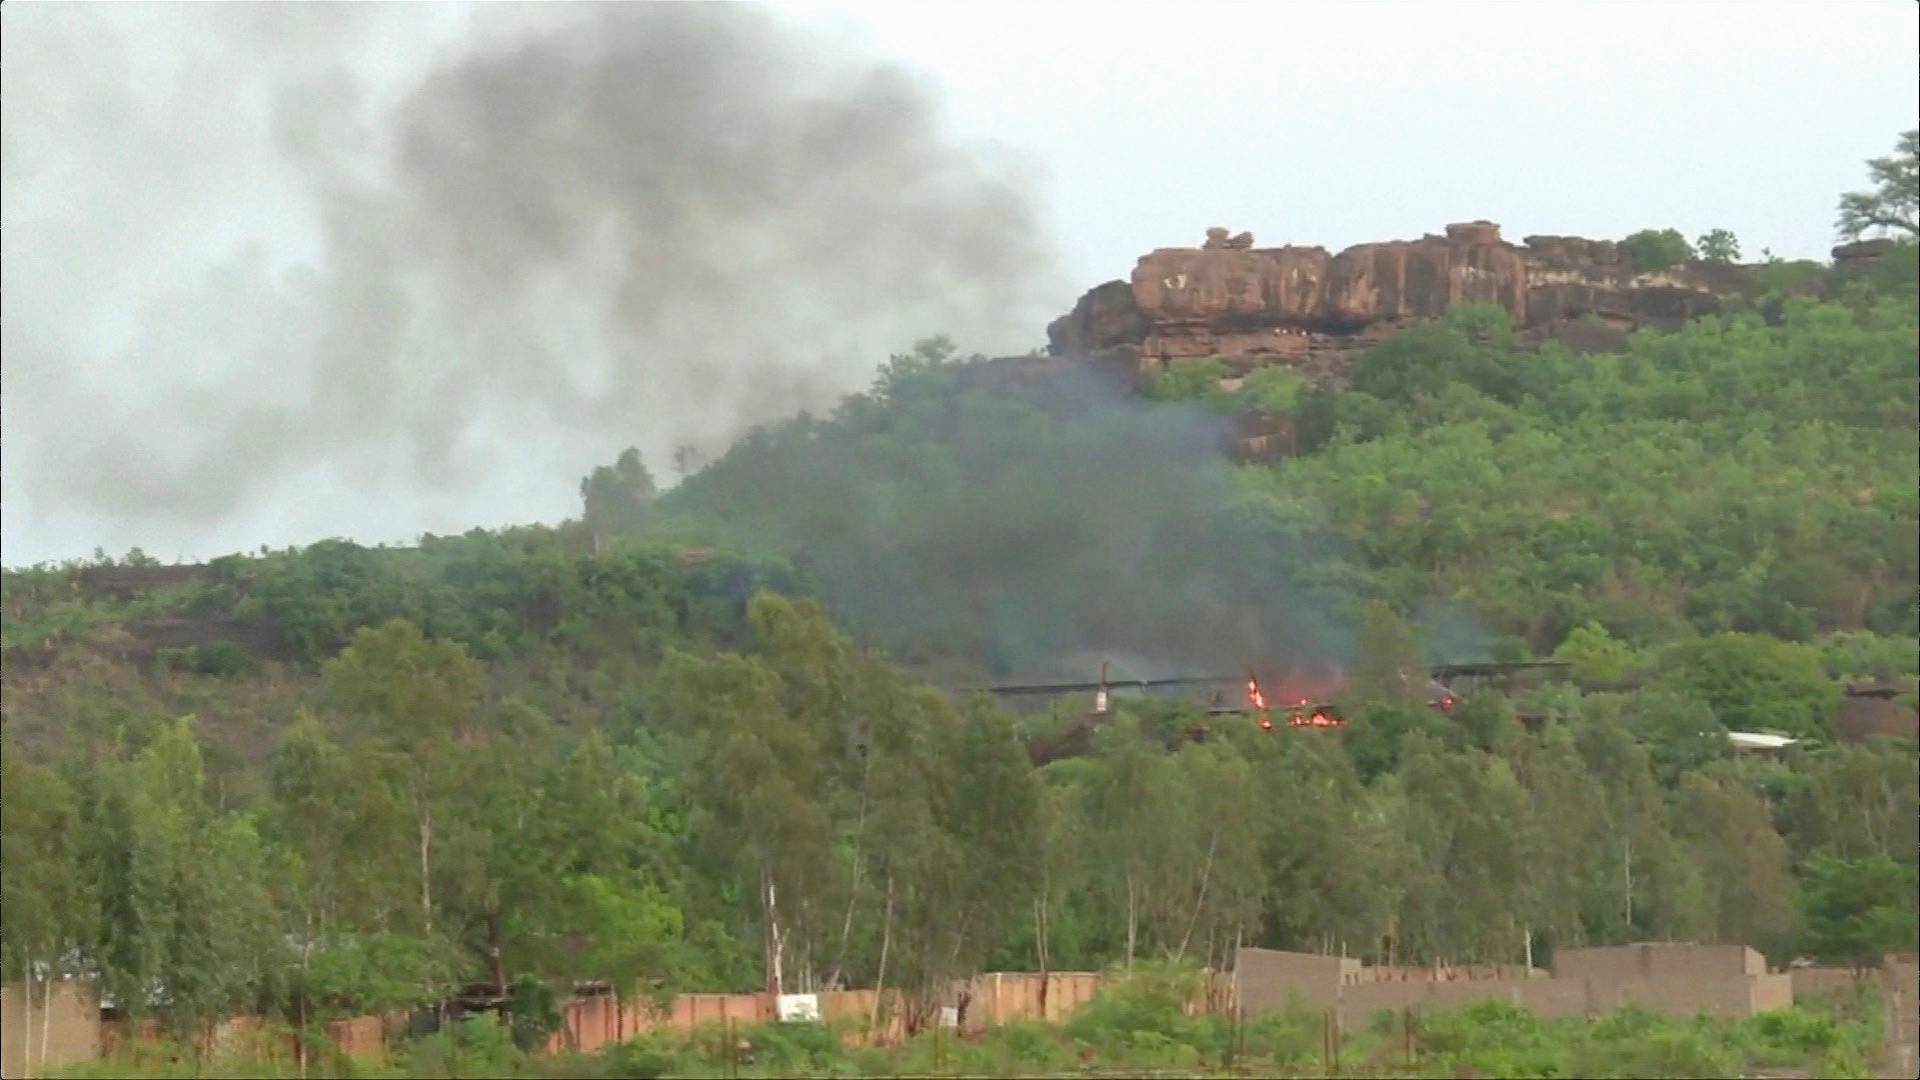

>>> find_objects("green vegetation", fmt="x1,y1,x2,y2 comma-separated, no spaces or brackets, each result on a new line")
1617,228,1695,272
5,591,1913,1053
1836,129,1918,240
5,143,1917,1076
1694,228,1740,263
51,971,1891,1078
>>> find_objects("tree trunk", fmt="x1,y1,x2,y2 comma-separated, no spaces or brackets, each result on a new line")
22,956,35,1080
41,970,55,1078
870,875,895,1035
1125,873,1139,970
1622,834,1633,931
419,803,434,933
487,910,507,995
299,927,313,1079
1034,897,1050,1022
764,870,785,998
1524,925,1535,972
827,754,874,990
1176,829,1220,960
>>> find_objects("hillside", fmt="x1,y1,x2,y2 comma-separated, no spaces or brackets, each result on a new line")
2,219,1915,1062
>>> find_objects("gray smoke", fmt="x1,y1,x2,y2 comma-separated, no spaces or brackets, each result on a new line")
1,4,1062,563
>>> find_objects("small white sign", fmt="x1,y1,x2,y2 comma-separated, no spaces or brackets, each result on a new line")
777,993,821,1023
938,1006,959,1028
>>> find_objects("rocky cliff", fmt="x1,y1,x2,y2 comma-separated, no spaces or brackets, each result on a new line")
1048,221,1750,374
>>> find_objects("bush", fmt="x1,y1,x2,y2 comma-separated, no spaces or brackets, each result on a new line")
399,1015,526,1079
1619,228,1696,272
978,1019,1078,1073
744,1020,850,1075
1244,1002,1325,1068
1063,962,1206,1051
1417,1000,1572,1078
1241,365,1308,414
1656,632,1838,737
1141,358,1231,403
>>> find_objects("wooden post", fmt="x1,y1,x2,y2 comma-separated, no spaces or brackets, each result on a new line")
1404,1006,1415,1068
1239,1005,1247,1063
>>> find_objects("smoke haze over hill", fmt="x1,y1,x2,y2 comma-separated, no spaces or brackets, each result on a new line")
1,4,1062,565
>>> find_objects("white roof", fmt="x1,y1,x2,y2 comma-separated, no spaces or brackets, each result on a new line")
1727,731,1797,751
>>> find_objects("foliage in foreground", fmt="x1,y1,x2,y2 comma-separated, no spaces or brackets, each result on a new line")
53,971,1891,1079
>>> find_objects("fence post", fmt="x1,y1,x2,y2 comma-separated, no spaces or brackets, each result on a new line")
1404,1005,1415,1068
1331,1006,1341,1077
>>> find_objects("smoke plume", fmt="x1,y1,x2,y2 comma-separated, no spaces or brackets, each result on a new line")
662,357,1358,681
1,4,1062,564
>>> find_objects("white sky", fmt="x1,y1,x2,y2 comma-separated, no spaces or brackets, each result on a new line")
798,0,1919,276
3,1,1916,567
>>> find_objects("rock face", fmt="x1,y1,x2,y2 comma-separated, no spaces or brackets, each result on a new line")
1048,221,1744,370
1831,237,1899,274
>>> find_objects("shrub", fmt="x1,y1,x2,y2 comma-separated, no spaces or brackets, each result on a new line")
1619,228,1696,272
1141,358,1231,403
1063,962,1205,1051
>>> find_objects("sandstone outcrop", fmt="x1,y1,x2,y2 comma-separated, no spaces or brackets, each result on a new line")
1831,237,1900,274
1047,221,1748,370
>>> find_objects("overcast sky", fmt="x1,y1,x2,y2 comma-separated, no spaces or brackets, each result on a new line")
3,1,1915,568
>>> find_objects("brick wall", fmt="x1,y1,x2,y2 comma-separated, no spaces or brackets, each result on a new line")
327,1014,385,1059
1790,966,1864,999
963,972,1103,1030
1239,944,1792,1024
817,989,908,1044
1,981,100,1077
1882,957,1917,1080
1234,949,1359,1013
1554,943,1762,983
1749,973,1794,1015
548,992,619,1055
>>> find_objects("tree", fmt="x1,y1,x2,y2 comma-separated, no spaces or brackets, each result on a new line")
1350,600,1427,705
1836,130,1919,240
1782,743,1919,865
1618,228,1695,272
1553,623,1641,687
937,697,1044,982
1694,229,1741,263
87,718,281,1041
1255,736,1394,960
1453,692,1525,757
1573,719,1707,942
580,448,657,554
1509,730,1615,962
1084,716,1187,969
1671,773,1793,952
1796,854,1919,969
324,619,483,933
1656,632,1838,738
655,648,835,996
1389,739,1533,963
0,753,93,1078
1242,366,1308,415
267,713,416,935
1583,689,1728,784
